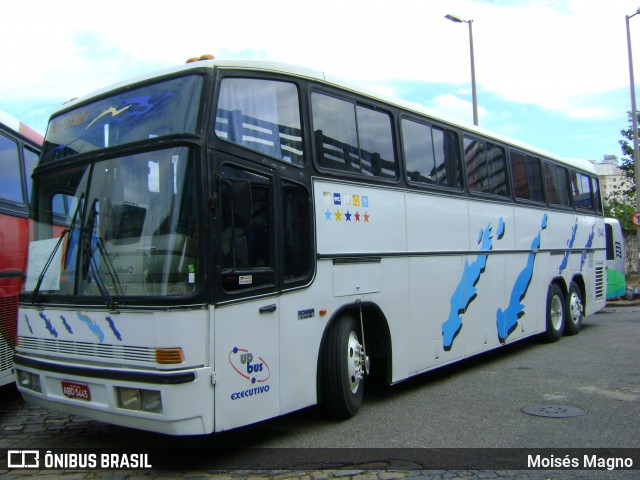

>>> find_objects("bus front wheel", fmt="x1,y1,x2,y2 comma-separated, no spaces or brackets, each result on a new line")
545,283,565,342
320,314,365,419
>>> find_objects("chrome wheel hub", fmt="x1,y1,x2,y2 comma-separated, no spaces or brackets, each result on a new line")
347,331,365,394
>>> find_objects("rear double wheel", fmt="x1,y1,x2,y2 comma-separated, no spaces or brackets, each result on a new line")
545,283,566,342
320,314,366,419
565,281,584,336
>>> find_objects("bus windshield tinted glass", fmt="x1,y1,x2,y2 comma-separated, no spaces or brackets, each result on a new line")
26,147,198,300
41,75,203,163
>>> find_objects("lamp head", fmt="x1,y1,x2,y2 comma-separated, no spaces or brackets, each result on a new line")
445,13,465,23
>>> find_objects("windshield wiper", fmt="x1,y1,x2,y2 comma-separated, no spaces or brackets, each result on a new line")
30,193,84,304
81,198,123,308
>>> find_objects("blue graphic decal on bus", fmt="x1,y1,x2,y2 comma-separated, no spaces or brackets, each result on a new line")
39,312,58,338
580,225,595,270
496,214,548,343
442,218,505,351
76,312,105,343
24,315,34,334
558,218,578,274
106,316,122,341
60,315,74,334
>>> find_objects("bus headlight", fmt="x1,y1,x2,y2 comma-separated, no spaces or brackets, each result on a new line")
16,369,42,393
116,387,163,413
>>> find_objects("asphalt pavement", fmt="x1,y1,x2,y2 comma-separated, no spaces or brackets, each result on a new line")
1,302,638,479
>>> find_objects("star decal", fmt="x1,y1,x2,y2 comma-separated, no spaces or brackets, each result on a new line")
345,210,352,221
335,209,343,221
325,209,332,220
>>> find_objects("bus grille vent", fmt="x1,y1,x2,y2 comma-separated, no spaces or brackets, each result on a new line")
594,266,605,300
0,296,19,372
17,337,157,364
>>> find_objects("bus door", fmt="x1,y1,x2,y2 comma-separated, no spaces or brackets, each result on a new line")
212,159,280,431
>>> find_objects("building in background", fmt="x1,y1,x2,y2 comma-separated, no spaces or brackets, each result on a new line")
592,155,633,202
592,155,638,274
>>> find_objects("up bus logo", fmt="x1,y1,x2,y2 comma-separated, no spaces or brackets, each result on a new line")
228,347,271,384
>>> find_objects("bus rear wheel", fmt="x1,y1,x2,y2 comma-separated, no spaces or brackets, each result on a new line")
545,283,565,342
320,314,365,419
565,281,583,336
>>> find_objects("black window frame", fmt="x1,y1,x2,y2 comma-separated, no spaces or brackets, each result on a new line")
214,76,306,167
463,135,510,198
310,89,399,182
400,116,463,192
509,149,545,205
543,161,573,209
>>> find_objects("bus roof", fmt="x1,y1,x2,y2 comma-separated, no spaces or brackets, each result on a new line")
0,108,44,146
52,59,596,174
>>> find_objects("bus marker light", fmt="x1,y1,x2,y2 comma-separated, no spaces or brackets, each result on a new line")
155,348,184,364
319,309,328,316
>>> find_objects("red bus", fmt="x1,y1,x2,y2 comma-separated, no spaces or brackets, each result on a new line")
0,109,43,386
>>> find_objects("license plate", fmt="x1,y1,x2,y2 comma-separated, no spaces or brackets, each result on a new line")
61,381,91,401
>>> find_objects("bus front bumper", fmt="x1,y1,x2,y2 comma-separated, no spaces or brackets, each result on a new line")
13,354,215,436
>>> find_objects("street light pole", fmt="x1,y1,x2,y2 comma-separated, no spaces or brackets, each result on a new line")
446,13,479,126
626,8,640,263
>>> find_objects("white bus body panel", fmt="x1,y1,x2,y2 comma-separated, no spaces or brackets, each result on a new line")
16,306,215,435
212,299,280,432
313,179,605,384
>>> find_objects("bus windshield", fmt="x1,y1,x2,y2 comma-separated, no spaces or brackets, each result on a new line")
26,147,199,301
41,75,203,163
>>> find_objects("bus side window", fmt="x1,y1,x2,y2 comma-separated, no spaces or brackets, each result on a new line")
0,133,24,204
544,163,571,207
282,181,312,285
572,171,594,211
23,146,39,203
511,151,544,203
218,166,275,293
402,119,462,190
592,177,602,213
465,137,508,197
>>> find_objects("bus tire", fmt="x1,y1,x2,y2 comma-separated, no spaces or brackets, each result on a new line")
565,281,583,336
545,283,565,342
320,314,365,419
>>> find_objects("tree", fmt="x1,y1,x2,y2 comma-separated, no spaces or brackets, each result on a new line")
615,111,640,231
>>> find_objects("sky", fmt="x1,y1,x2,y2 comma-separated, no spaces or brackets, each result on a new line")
2,0,640,164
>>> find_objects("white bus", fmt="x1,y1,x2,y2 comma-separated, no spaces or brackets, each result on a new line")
16,59,605,435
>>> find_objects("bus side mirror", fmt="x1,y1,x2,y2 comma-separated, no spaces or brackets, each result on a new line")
232,181,252,228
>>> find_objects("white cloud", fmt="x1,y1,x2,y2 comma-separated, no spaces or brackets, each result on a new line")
1,0,638,129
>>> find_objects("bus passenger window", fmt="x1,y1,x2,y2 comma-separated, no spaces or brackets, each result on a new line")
282,181,312,284
464,137,508,197
312,93,397,179
218,166,275,293
510,151,544,203
23,146,39,203
312,93,360,173
215,78,304,166
402,119,436,184
592,177,602,213
356,106,396,179
0,133,24,204
544,163,571,207
402,119,462,189
571,171,593,211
